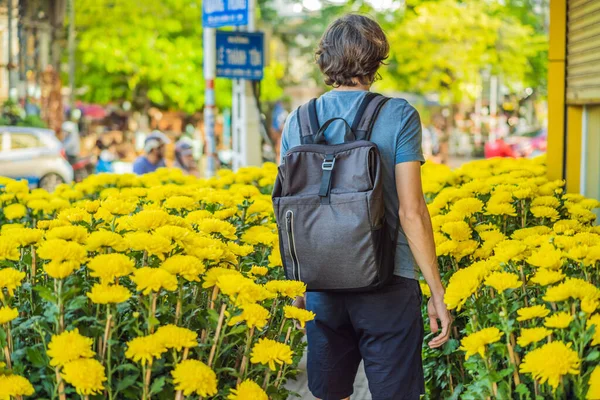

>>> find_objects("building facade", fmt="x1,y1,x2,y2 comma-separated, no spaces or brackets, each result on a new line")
547,0,600,205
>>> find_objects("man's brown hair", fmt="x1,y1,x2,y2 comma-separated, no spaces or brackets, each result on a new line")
316,14,389,87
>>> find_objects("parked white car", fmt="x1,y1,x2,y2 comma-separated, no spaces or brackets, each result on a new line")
0,127,74,192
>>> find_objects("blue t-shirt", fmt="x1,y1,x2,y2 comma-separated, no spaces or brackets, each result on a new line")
132,156,166,175
281,90,425,280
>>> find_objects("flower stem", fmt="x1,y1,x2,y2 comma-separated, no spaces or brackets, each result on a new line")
238,326,255,384
148,292,158,334
208,303,227,368
105,304,114,400
175,279,183,325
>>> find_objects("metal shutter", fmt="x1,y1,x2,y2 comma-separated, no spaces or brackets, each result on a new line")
566,0,600,105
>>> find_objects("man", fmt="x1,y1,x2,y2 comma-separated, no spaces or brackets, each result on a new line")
61,121,80,165
173,138,200,177
280,14,451,400
133,130,169,175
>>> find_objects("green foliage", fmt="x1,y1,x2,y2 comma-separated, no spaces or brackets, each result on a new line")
74,0,286,112
75,0,206,112
379,0,547,102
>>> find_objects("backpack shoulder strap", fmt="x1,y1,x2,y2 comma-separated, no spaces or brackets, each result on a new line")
353,94,391,141
297,98,320,144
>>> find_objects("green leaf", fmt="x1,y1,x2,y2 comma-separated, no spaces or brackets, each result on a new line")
149,376,166,395
33,286,57,303
26,348,46,368
116,374,139,391
586,350,600,362
225,325,248,337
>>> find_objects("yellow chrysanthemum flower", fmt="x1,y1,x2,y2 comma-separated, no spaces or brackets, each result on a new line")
587,314,600,346
131,267,178,295
264,280,307,299
3,203,27,220
485,203,517,217
526,244,563,269
227,242,255,257
587,366,600,400
0,237,20,261
228,304,270,329
441,221,472,242
8,228,44,247
125,232,173,260
241,225,277,247
529,269,566,286
160,255,206,282
101,198,137,216
553,219,581,235
44,260,81,279
459,327,503,360
517,305,551,322
216,274,274,306
582,298,600,314
87,254,135,283
268,251,282,268
127,209,171,232
0,268,25,296
86,284,131,304
171,359,218,397
61,358,107,395
249,266,268,276
196,219,238,240
484,272,521,293
250,338,294,371
517,327,552,347
57,207,92,224
0,306,19,324
155,324,198,351
227,380,268,400
164,195,197,211
451,197,484,217
284,305,316,328
519,341,580,391
37,239,87,264
47,329,95,367
46,225,88,244
544,312,573,329
493,240,527,263
531,196,560,208
85,231,128,252
0,374,35,398
543,278,600,303
125,334,167,365
202,267,243,288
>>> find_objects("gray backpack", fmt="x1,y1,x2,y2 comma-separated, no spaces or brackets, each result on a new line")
272,93,397,292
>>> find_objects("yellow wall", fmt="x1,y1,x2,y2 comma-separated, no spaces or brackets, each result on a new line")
547,0,567,182
565,106,582,193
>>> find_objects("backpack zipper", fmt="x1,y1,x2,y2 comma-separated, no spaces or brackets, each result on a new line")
285,210,300,281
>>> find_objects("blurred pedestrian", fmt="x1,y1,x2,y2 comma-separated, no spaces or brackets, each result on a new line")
61,121,80,165
133,130,169,175
95,140,117,173
173,138,200,177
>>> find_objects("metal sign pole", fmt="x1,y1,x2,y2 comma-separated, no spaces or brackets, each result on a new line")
204,27,217,177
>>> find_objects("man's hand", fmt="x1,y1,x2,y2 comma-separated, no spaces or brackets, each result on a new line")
292,295,306,310
427,294,452,349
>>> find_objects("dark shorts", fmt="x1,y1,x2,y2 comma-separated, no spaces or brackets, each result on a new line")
305,276,425,400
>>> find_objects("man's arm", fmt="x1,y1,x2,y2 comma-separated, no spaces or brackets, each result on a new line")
396,161,451,349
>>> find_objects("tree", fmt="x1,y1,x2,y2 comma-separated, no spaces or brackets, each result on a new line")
379,0,545,103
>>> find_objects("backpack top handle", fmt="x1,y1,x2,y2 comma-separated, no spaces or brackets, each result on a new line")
296,92,388,145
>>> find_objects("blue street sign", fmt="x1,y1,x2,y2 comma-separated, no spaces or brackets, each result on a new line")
203,0,248,28
216,31,264,80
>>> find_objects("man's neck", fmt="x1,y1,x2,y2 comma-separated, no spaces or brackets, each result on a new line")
334,83,371,92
